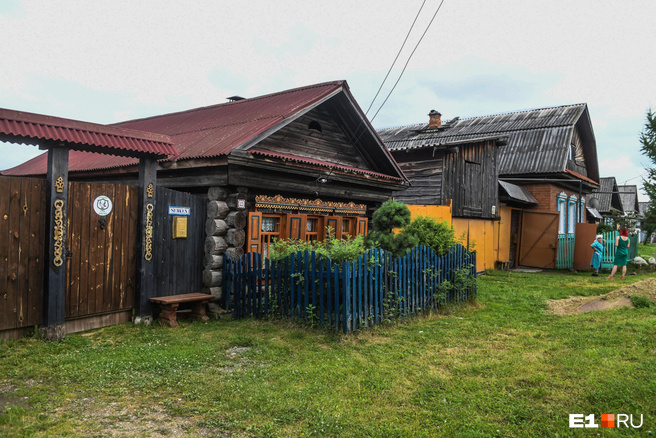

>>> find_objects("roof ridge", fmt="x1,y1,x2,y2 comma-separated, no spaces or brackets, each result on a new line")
113,80,345,126
456,102,587,122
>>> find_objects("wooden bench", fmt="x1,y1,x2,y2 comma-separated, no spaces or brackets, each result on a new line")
150,293,215,327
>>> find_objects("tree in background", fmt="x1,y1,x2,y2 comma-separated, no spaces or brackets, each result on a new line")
639,108,656,242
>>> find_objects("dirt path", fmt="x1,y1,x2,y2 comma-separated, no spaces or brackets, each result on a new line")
547,278,656,315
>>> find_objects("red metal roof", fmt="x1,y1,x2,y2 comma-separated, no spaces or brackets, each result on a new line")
3,81,347,176
113,81,345,160
0,108,177,158
249,149,403,181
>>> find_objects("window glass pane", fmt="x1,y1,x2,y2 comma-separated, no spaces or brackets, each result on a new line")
342,219,351,233
307,218,318,232
262,217,279,232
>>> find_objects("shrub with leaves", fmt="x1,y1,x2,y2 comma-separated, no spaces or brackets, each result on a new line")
366,200,419,256
401,215,456,256
268,230,366,265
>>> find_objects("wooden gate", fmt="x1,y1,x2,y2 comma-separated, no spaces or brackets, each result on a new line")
65,182,139,320
519,211,558,269
0,176,47,332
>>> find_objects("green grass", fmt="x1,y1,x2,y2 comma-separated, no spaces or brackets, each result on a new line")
638,242,656,260
2,270,656,437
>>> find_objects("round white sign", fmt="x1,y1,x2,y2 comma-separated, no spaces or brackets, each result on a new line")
93,196,113,216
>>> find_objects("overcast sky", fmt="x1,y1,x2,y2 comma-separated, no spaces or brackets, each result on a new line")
1,0,654,200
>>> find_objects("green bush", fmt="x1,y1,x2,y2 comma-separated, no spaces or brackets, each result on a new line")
268,231,367,265
630,295,652,308
401,215,456,256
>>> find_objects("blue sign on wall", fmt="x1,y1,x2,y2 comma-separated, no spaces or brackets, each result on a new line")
168,206,191,215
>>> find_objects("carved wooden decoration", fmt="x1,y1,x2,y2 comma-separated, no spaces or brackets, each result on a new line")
55,176,65,193
53,199,64,266
146,183,154,198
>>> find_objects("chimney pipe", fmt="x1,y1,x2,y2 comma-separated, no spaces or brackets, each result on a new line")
428,110,442,129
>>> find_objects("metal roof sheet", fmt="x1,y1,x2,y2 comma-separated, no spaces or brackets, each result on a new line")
618,185,639,213
0,107,176,158
378,103,589,176
3,81,348,176
499,180,538,205
587,207,603,220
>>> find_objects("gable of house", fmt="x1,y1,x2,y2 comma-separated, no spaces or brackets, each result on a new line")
591,177,623,214
618,185,640,213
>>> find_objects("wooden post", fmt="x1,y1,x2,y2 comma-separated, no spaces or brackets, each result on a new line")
41,146,69,341
135,156,157,322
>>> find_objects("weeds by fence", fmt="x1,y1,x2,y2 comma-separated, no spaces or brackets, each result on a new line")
224,244,476,333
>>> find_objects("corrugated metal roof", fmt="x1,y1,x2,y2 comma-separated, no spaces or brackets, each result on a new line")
590,177,619,213
3,81,347,176
587,207,603,220
0,107,176,157
499,180,538,205
379,103,589,176
2,149,139,176
249,149,402,181
114,81,345,160
618,185,639,213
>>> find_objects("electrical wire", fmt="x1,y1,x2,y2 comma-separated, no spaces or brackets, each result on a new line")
365,0,428,116
369,0,446,124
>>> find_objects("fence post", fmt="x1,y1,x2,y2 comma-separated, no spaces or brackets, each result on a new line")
343,261,351,333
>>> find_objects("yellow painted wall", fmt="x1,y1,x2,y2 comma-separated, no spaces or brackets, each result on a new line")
497,206,513,262
406,204,452,225
452,218,497,272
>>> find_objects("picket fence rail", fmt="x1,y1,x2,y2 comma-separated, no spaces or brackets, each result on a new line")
223,244,477,333
601,231,639,269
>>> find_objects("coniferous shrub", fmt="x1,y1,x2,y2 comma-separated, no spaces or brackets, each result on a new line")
402,215,456,256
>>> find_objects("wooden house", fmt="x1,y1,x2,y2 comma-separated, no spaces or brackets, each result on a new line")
588,176,624,223
378,103,601,270
3,80,409,306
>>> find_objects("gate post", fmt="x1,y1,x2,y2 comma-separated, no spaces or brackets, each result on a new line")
135,156,157,323
41,146,69,341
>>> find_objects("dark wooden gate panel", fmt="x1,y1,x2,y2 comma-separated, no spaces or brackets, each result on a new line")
519,211,558,269
0,176,46,331
153,187,206,297
65,182,138,319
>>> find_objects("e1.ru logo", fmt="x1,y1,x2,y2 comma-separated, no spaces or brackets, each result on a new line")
569,414,643,428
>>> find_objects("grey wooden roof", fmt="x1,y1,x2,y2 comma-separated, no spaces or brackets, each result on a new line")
638,202,650,218
378,103,599,180
590,177,623,214
618,185,639,213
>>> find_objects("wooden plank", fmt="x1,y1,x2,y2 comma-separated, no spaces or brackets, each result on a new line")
110,184,124,312
102,184,115,312
6,178,21,329
26,179,45,326
0,178,10,330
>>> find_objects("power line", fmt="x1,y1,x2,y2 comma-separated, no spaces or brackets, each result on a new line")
369,0,446,124
365,0,427,116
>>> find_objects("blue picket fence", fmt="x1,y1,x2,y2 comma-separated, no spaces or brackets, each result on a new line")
223,245,477,333
601,231,639,269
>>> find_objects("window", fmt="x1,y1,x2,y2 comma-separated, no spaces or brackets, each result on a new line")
341,218,353,237
261,215,281,257
557,193,567,234
305,217,321,242
568,195,577,234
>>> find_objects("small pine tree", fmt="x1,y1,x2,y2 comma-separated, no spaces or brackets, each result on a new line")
367,200,419,256
402,216,456,256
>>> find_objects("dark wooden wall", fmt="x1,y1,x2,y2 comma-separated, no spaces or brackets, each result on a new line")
392,140,499,219
391,148,443,205
66,182,138,319
255,106,373,171
443,140,498,218
0,176,46,331
154,187,206,296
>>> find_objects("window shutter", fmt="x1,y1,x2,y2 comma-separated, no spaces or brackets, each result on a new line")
325,216,342,240
247,212,263,253
356,217,368,236
287,214,307,241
